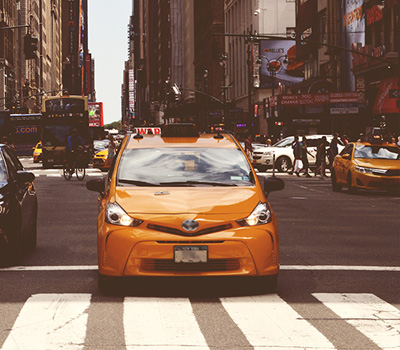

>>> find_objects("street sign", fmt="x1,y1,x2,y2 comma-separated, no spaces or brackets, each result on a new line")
389,89,400,99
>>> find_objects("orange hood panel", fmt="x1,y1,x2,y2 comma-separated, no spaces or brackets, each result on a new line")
115,186,261,216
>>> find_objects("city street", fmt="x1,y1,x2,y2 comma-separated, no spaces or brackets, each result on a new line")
0,157,399,350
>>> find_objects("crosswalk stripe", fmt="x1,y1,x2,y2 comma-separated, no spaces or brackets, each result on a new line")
1,294,91,350
123,297,209,350
220,294,336,350
313,293,400,350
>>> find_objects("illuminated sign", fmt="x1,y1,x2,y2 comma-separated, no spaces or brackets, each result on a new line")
133,127,161,135
88,102,104,127
15,126,39,134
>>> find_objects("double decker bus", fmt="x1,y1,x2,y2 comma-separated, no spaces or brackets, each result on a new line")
41,95,91,168
9,114,41,156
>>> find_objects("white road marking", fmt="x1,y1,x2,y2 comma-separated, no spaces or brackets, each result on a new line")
1,265,399,272
1,293,91,350
281,265,400,272
220,294,336,349
124,297,209,350
313,293,400,350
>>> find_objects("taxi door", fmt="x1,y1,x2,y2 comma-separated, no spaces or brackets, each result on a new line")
334,144,354,184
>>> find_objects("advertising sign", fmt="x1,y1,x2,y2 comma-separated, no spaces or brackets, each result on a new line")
88,102,104,127
259,40,304,89
344,0,365,88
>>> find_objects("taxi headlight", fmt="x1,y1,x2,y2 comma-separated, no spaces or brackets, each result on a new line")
106,202,143,227
355,166,386,175
237,202,272,226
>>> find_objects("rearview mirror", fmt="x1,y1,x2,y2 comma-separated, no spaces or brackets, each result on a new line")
341,153,351,160
86,178,105,193
264,176,284,194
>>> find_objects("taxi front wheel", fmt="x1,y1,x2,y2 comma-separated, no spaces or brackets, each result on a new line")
255,275,278,294
98,273,122,295
347,173,357,194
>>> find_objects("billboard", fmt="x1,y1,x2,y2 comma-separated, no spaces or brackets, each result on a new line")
344,0,365,89
259,40,304,89
88,102,104,127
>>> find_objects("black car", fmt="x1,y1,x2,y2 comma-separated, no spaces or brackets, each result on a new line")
0,144,38,266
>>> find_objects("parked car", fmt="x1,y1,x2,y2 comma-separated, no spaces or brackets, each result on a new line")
87,124,284,293
32,141,42,163
0,144,38,266
331,141,400,193
252,135,345,172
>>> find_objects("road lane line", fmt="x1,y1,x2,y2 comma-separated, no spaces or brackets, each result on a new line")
313,293,400,350
220,294,336,349
1,293,91,350
124,297,209,350
1,265,399,272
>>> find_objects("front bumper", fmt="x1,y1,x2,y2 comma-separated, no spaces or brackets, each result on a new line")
354,171,400,191
98,224,279,278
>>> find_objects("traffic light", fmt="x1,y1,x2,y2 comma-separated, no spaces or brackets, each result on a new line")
24,34,38,59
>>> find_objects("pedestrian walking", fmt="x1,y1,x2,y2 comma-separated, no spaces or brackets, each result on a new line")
300,136,313,177
315,136,327,178
328,133,339,169
106,134,116,167
293,135,303,176
244,134,253,161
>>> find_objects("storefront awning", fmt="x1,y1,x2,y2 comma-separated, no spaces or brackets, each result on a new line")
372,77,400,115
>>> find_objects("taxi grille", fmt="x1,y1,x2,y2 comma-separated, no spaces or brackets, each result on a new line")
147,223,233,237
141,258,240,272
385,169,400,176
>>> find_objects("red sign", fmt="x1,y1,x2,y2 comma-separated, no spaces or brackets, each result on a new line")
372,77,400,114
366,5,383,26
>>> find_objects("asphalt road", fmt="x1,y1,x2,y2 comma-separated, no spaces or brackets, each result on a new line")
0,158,398,350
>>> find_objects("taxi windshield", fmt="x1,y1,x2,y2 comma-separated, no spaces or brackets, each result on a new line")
117,147,254,187
354,145,400,160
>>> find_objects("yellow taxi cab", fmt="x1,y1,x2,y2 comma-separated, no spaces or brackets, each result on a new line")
92,149,109,171
32,141,42,163
331,140,400,193
86,124,284,293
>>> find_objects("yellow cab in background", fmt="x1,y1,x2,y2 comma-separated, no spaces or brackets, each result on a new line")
86,124,284,293
32,141,42,163
92,148,109,171
331,136,400,193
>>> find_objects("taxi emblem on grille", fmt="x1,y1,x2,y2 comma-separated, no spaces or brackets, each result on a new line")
182,219,199,232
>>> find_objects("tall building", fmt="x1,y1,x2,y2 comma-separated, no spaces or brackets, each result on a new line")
62,0,92,98
0,0,18,111
224,0,297,137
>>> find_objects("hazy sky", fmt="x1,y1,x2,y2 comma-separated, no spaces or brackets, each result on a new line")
88,0,132,125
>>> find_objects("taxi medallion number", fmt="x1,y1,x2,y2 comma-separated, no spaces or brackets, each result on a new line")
174,246,208,263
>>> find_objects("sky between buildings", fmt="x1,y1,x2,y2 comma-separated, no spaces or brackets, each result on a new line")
88,0,132,125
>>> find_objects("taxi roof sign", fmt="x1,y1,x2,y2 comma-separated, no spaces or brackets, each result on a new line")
162,123,199,137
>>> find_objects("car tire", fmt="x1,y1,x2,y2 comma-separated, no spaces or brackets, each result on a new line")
331,170,342,192
255,275,278,294
276,157,291,173
98,273,122,295
0,219,22,267
26,212,37,252
347,173,357,194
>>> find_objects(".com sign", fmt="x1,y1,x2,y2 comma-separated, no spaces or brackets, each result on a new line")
16,126,39,134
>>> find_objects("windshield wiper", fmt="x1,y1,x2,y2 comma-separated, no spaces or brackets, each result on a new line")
159,180,237,187
118,179,160,186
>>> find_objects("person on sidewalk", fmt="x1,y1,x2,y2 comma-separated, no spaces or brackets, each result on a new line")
300,136,313,177
315,136,327,178
292,135,302,176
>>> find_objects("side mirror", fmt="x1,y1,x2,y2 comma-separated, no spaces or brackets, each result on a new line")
341,154,351,160
86,178,105,193
264,176,284,194
16,170,35,183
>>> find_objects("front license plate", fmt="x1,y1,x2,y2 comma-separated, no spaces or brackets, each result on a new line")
174,246,208,263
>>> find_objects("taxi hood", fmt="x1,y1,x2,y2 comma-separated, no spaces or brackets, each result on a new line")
115,186,261,216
